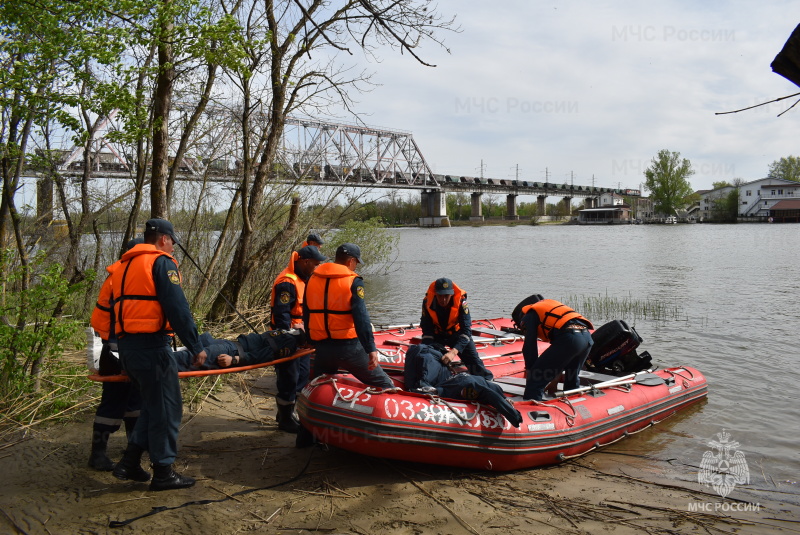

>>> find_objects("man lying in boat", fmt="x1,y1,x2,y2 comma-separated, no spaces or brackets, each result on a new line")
171,329,307,371
404,343,523,428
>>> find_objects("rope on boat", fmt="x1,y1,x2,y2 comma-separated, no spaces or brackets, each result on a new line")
558,410,679,461
377,347,405,363
307,375,398,410
529,397,577,427
664,368,692,388
424,394,470,425
473,319,497,330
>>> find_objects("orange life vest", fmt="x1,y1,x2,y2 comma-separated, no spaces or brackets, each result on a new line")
90,267,115,340
305,262,358,341
111,244,177,336
423,281,467,336
521,299,593,342
270,259,305,329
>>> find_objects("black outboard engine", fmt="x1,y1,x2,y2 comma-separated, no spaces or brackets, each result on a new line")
586,320,652,375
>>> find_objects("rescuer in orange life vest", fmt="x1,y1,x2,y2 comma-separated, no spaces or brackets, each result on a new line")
511,294,594,401
111,218,207,491
269,245,326,433
420,278,493,380
298,243,396,448
303,243,394,388
87,237,144,472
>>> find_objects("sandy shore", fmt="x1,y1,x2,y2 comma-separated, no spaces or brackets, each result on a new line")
1,370,797,535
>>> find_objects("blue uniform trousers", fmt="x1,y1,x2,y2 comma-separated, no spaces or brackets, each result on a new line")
119,338,183,466
438,374,522,427
94,382,140,434
524,329,593,401
312,339,394,389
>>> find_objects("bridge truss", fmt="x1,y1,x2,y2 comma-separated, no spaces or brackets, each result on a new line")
54,108,439,188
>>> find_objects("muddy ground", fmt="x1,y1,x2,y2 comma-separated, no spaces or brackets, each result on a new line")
1,370,797,535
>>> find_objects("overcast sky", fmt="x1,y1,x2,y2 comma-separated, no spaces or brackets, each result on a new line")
322,1,800,192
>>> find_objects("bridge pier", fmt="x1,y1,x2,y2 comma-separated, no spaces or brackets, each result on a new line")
419,189,449,227
470,192,484,221
37,177,54,225
505,194,519,220
562,196,572,217
537,195,547,216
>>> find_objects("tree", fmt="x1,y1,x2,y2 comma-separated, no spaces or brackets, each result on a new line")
767,155,800,182
207,0,456,320
643,149,695,216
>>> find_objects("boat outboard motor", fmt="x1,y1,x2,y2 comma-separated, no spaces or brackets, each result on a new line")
586,320,652,375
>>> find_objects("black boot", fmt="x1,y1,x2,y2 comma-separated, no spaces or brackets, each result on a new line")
88,429,115,471
276,401,300,433
112,443,151,482
123,416,138,442
149,464,195,491
295,424,316,449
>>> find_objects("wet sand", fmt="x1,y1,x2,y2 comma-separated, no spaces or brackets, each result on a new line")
1,370,797,534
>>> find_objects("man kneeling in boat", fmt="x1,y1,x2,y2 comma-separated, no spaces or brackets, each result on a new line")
420,278,493,380
171,329,306,371
512,294,594,401
404,343,522,428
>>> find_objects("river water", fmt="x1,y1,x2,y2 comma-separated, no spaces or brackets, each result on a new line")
364,223,799,498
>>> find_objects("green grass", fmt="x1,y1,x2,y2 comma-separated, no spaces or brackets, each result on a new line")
563,293,682,323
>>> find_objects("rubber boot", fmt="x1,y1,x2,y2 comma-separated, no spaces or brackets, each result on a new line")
88,429,115,471
295,424,316,449
275,400,300,434
112,443,151,482
149,464,195,491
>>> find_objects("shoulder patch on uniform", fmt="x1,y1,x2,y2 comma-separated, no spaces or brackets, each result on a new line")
462,300,469,315
279,291,291,304
356,286,365,299
167,270,181,285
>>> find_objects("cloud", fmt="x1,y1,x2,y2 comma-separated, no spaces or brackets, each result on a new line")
331,1,800,190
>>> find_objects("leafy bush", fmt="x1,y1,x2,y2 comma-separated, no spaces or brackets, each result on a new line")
0,250,93,435
326,218,398,275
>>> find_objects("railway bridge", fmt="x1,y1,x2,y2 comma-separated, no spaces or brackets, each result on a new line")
46,113,638,227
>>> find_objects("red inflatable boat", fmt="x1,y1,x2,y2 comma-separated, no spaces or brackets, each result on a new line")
298,317,708,470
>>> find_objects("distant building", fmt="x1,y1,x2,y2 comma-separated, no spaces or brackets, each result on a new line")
693,177,800,221
577,193,632,224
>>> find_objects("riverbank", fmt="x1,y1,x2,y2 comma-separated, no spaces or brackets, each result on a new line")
1,369,795,535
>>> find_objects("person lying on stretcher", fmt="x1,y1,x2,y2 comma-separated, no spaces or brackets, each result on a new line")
403,343,523,428
172,329,307,371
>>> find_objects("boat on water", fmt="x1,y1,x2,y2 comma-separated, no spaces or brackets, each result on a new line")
297,318,708,471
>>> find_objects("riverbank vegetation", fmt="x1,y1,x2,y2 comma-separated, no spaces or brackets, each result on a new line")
564,293,683,323
1,1,457,432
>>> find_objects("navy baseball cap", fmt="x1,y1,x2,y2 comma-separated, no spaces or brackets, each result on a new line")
434,277,455,295
145,218,179,244
336,243,362,264
306,233,324,246
297,245,326,262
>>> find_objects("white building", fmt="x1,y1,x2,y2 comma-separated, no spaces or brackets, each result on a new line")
693,177,800,221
